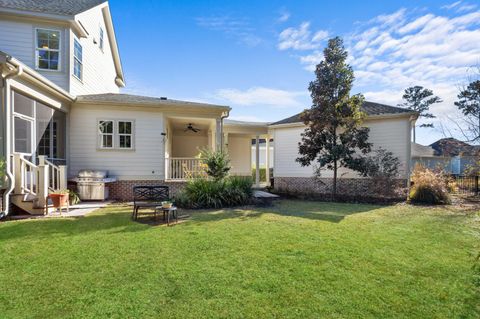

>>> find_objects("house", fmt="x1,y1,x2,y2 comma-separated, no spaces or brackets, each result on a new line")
0,0,270,216
0,0,416,216
412,138,479,175
269,102,418,199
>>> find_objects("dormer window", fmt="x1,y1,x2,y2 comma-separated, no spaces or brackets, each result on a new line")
73,38,83,80
35,29,60,71
99,27,104,51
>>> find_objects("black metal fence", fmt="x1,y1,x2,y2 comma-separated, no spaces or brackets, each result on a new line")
450,175,479,195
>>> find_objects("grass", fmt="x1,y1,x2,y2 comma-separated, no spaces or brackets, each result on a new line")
0,200,479,318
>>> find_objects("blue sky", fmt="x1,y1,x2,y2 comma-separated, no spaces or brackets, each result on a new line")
111,0,480,145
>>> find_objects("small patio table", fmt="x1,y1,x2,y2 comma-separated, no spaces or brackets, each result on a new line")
155,206,178,225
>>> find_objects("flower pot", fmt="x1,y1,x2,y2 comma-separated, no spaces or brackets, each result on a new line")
50,193,69,208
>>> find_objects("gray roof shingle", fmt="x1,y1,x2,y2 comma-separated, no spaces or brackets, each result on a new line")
76,93,230,110
270,101,416,126
0,0,106,16
429,138,480,157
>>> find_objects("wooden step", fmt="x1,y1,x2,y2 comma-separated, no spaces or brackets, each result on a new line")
11,194,57,215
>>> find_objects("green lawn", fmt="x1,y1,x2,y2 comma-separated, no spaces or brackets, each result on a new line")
0,200,479,318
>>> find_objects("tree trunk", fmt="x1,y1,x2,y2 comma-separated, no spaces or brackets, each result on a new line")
332,126,337,200
333,160,337,200
413,125,416,143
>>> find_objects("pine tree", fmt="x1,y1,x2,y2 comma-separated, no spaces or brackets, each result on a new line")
398,86,442,142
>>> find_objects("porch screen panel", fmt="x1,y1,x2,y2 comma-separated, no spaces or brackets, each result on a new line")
13,92,34,117
14,117,32,154
35,102,54,157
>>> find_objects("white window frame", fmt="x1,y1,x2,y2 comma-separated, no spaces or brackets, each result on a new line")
35,28,61,72
98,120,114,149
73,38,83,81
99,26,104,52
97,119,135,150
117,120,134,149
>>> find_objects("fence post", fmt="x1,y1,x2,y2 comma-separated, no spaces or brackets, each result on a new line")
475,176,479,195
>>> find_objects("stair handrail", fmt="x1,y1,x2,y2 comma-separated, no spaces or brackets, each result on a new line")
14,154,39,196
41,156,67,192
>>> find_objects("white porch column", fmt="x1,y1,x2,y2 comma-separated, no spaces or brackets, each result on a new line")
255,135,260,188
37,163,49,208
265,136,270,186
13,154,22,194
59,165,67,190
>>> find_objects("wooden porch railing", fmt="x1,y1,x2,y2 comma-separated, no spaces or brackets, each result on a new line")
14,155,39,196
40,156,67,192
13,154,67,207
165,158,207,180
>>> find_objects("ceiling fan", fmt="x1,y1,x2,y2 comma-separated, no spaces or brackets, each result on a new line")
184,123,201,133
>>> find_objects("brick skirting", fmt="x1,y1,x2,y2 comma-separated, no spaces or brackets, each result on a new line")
274,177,407,203
107,180,187,201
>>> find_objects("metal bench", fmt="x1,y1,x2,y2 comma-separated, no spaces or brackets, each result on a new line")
132,186,169,220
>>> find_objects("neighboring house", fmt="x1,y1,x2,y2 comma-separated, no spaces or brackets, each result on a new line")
412,138,479,175
0,0,417,216
269,103,417,198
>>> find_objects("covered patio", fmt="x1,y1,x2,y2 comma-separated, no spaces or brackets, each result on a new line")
223,120,271,187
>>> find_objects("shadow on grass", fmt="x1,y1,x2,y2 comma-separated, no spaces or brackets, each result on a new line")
0,205,145,242
192,199,380,224
0,200,381,242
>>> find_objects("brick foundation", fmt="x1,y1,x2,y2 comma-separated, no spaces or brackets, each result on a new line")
274,177,407,203
107,180,187,201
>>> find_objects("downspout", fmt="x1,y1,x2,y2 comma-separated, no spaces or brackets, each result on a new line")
220,110,229,151
0,62,23,219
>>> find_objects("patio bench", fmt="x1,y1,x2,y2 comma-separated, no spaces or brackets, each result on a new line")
132,186,169,220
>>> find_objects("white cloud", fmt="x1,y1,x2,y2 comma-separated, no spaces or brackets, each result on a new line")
278,9,290,23
278,22,328,50
228,115,265,122
345,6,480,133
196,15,262,47
211,87,307,108
442,1,462,10
442,1,477,13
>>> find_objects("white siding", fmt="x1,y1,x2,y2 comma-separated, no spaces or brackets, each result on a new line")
0,18,69,90
273,117,411,179
69,5,119,95
228,135,251,176
171,133,208,157
69,104,165,180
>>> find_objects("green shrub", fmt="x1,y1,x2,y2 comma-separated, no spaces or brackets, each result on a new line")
409,164,450,205
251,168,274,182
200,149,230,181
175,176,253,209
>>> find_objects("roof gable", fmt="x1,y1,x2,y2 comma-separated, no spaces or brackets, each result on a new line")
429,138,480,157
0,0,106,16
270,101,416,126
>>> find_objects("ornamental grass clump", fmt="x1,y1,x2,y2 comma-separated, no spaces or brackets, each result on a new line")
175,150,253,209
409,164,450,205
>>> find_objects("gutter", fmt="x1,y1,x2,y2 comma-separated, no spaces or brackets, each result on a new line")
0,59,23,219
2,54,74,102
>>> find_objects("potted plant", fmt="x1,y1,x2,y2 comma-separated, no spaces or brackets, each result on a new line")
161,200,173,209
49,189,70,208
